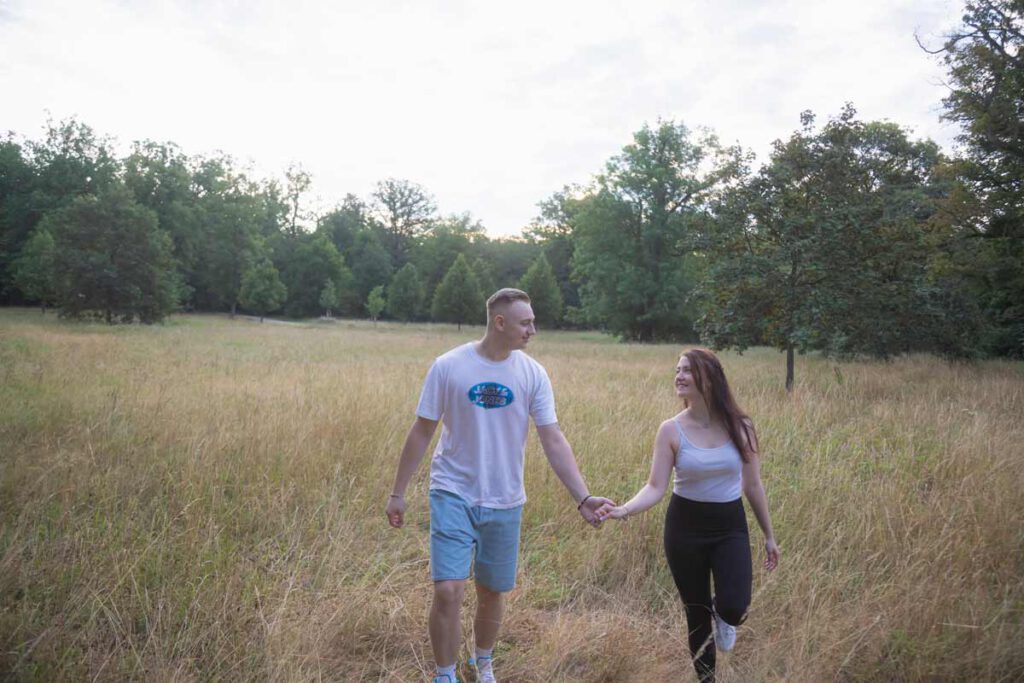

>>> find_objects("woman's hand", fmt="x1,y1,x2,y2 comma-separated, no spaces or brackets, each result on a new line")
764,537,780,571
578,496,614,527
595,502,630,522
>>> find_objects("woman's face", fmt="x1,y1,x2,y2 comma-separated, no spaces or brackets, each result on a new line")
675,355,696,399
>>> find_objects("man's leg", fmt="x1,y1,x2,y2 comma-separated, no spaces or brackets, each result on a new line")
474,582,505,651
429,490,477,675
470,502,521,680
430,579,466,668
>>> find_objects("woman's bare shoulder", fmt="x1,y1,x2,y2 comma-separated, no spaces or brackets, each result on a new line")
659,413,684,431
656,416,682,444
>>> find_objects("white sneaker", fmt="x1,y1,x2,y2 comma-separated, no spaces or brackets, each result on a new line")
713,611,737,652
473,655,497,683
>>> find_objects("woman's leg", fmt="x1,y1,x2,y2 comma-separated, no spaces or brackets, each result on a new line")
711,529,752,627
665,496,716,682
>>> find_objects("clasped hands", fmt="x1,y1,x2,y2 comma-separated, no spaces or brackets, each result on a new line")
577,495,616,528
580,497,640,527
594,501,630,523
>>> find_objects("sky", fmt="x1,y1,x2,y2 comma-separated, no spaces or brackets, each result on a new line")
1,0,965,236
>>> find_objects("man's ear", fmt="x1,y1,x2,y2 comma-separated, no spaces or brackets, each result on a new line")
493,313,505,330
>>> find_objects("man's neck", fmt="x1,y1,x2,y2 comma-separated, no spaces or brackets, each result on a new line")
475,334,512,362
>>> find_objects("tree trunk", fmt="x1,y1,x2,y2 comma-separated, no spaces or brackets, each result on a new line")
259,314,264,323
786,345,795,393
230,301,237,319
786,259,798,394
637,318,655,343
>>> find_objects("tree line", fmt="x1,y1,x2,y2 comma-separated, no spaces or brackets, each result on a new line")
1,0,1020,385
0,129,566,328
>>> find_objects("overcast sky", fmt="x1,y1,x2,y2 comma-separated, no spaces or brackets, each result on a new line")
1,0,965,236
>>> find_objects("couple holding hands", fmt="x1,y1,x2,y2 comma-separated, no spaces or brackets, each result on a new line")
386,288,779,683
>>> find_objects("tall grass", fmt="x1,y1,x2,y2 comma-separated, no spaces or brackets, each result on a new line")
1,309,1022,681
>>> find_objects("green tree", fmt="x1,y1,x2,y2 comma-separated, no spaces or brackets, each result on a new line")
387,262,426,321
283,163,313,237
431,253,483,330
319,279,339,318
46,185,180,323
572,120,746,341
479,237,541,296
0,136,36,303
275,234,355,318
2,119,118,304
316,194,371,257
525,185,585,318
518,253,563,327
27,118,119,211
367,284,386,323
412,213,488,295
470,256,496,302
239,259,287,322
349,230,394,312
371,178,437,265
924,0,1024,356
698,107,959,390
122,140,202,305
11,227,56,312
190,155,278,315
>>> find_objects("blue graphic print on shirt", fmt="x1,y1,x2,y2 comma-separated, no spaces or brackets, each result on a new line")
467,382,515,409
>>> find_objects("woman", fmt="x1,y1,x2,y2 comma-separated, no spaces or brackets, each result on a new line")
597,348,780,682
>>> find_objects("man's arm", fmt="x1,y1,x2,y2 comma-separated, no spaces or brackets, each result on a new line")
535,422,612,526
386,416,439,528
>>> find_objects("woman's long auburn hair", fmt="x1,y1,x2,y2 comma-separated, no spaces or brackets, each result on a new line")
681,348,758,463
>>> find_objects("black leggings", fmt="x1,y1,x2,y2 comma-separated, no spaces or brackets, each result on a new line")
664,494,752,683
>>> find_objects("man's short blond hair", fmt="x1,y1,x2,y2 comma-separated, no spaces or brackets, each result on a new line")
486,288,531,319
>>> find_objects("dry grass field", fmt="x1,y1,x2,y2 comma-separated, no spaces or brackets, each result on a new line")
1,309,1022,682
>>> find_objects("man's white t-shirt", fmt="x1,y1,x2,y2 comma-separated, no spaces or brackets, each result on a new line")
416,342,558,509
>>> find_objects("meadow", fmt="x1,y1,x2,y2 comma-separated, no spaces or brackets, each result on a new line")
1,309,1022,682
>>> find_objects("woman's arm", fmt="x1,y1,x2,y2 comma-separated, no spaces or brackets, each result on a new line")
741,450,780,571
597,420,676,521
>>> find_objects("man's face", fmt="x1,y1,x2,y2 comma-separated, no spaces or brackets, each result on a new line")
496,300,536,349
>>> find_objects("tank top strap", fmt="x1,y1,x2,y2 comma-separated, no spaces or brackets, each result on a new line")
674,417,691,448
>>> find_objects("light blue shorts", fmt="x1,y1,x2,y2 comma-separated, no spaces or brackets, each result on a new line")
429,489,523,592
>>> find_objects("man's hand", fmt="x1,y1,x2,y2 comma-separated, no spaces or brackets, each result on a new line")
386,495,406,528
764,537,781,571
386,417,438,529
578,495,614,527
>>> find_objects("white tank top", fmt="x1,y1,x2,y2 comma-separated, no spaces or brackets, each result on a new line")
672,418,743,502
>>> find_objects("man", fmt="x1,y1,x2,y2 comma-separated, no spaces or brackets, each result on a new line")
385,288,611,683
